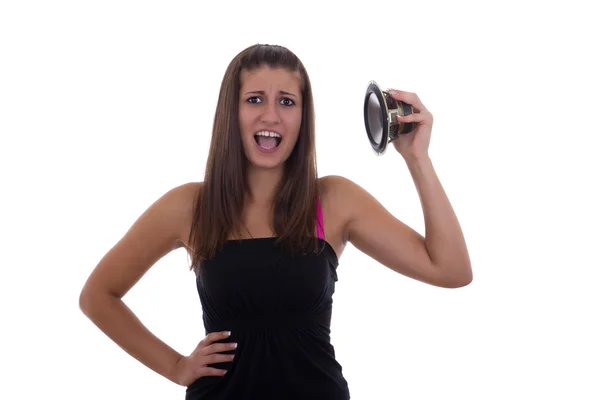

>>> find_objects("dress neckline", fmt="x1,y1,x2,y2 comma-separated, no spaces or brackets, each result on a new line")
224,237,339,265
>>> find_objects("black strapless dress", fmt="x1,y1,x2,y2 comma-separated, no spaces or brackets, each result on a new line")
185,237,351,400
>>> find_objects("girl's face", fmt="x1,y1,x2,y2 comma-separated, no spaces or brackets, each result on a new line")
238,66,303,170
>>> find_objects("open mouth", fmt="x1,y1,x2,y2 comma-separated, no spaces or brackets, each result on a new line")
254,131,282,151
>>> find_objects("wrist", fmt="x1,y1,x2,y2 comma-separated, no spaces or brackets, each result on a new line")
402,152,431,165
167,355,187,386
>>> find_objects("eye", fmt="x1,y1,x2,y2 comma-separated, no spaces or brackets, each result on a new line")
246,97,296,106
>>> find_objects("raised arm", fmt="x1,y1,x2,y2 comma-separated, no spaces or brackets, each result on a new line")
78,182,199,384
337,159,472,288
339,88,472,288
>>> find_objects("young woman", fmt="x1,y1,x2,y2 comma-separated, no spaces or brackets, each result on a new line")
79,43,472,399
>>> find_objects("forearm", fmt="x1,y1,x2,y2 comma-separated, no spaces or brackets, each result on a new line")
404,154,472,285
80,292,184,384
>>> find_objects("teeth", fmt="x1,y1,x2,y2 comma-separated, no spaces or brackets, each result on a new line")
255,131,281,138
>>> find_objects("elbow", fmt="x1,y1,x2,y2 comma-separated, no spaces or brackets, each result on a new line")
79,285,109,316
438,265,473,288
79,288,95,316
445,275,472,288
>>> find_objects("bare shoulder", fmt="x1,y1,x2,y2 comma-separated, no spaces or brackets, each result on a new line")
317,175,353,220
157,181,203,245
318,174,364,196
316,175,368,255
80,181,202,301
129,180,202,248
318,174,372,206
317,174,375,238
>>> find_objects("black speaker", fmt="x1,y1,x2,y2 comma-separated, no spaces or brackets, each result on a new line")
363,80,414,155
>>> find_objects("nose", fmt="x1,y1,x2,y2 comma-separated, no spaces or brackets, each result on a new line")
261,101,281,124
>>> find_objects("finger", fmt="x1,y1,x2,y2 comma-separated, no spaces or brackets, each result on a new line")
202,341,238,355
198,331,231,348
204,353,236,365
207,331,232,343
396,113,430,124
197,367,229,377
387,89,427,113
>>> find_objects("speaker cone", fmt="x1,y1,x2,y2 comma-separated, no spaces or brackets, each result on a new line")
363,80,414,155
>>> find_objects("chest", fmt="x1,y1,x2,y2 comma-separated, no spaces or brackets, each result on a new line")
196,239,339,313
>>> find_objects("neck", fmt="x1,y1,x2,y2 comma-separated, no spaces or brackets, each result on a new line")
245,164,285,207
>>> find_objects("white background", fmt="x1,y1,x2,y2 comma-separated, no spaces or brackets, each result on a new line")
1,0,599,399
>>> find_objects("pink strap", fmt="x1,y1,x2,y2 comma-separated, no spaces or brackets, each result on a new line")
316,196,325,239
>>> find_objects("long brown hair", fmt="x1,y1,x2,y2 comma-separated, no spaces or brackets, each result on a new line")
188,44,321,273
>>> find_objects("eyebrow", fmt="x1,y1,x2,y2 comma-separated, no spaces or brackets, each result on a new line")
244,90,298,99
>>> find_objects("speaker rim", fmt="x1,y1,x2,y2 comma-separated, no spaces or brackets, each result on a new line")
363,80,389,155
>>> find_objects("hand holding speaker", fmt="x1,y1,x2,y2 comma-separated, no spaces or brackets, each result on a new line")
387,89,433,160
363,81,433,160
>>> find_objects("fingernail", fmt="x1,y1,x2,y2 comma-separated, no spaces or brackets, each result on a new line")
224,331,231,337
230,342,238,349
